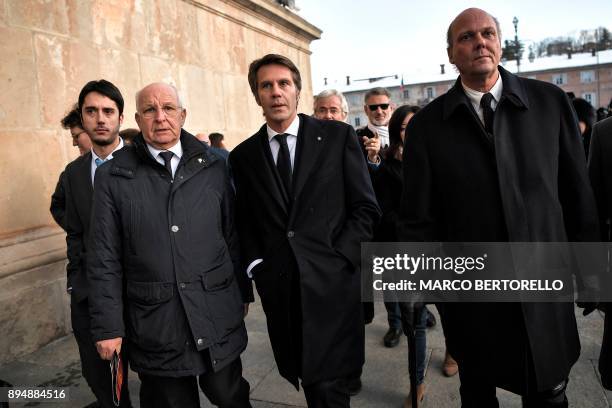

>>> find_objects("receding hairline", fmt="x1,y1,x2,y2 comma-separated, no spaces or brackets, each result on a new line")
135,82,183,110
446,8,502,50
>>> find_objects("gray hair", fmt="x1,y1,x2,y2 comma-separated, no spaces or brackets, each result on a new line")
364,87,391,104
313,89,349,115
135,82,184,111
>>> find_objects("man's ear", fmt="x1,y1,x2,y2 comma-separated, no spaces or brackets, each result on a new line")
119,113,124,125
447,47,454,64
296,90,300,106
180,108,187,127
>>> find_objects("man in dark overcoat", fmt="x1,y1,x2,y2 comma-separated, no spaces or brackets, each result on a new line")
61,80,131,407
587,115,612,389
230,54,380,407
87,82,253,408
398,8,599,407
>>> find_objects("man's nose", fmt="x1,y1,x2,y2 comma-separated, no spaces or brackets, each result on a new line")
154,108,166,121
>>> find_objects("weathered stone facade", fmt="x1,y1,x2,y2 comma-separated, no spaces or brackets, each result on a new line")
0,0,320,363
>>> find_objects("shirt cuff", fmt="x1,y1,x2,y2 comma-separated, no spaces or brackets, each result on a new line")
246,259,263,278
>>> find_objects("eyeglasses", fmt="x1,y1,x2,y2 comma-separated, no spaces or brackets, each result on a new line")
140,105,182,119
368,104,390,111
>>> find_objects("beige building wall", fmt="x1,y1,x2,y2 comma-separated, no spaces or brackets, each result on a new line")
0,0,320,363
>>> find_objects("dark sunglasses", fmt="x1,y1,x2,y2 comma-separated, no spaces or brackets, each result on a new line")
368,104,390,111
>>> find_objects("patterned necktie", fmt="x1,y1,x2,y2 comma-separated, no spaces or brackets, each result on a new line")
95,157,105,167
480,92,495,136
274,133,292,195
159,151,174,178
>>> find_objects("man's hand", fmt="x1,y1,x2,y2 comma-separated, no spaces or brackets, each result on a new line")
96,337,122,360
244,303,250,317
362,135,381,163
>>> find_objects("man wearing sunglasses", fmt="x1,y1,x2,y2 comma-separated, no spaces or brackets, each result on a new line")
356,87,394,159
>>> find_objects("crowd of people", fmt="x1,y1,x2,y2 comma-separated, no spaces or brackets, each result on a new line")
47,7,612,408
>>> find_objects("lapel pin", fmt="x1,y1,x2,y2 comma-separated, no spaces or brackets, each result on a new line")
198,158,203,163
317,136,322,141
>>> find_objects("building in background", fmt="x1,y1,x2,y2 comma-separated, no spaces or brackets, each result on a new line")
340,50,612,128
0,0,320,363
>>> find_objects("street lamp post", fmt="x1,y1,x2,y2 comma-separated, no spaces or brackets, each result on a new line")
513,16,521,72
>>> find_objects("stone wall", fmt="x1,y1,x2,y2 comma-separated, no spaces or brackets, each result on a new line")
0,0,320,363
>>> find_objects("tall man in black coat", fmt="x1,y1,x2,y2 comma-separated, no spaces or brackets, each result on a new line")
398,8,600,407
230,54,380,408
587,116,612,389
61,80,131,407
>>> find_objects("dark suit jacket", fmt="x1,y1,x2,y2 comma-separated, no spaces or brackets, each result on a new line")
587,116,612,389
64,152,95,303
229,114,380,387
398,66,600,393
50,171,68,231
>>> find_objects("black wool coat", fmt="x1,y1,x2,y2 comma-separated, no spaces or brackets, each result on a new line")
87,131,253,377
63,152,97,303
398,66,600,393
230,114,380,387
587,116,612,389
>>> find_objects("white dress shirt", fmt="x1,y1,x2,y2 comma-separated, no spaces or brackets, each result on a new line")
247,115,301,278
91,138,124,185
146,140,184,178
266,114,300,170
462,74,503,125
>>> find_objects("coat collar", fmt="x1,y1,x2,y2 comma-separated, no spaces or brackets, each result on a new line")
132,129,217,167
443,66,529,120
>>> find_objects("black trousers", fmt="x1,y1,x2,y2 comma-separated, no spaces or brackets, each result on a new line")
71,297,132,408
138,357,251,408
458,346,568,408
303,378,350,408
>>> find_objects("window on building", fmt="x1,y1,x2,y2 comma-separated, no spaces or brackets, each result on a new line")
580,70,595,83
552,73,567,85
583,93,597,106
426,87,435,99
355,117,361,127
403,89,410,99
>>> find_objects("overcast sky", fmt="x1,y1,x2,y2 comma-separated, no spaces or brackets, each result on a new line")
297,0,612,92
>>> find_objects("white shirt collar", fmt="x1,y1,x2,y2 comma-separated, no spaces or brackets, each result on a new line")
146,139,183,160
91,138,124,163
462,73,503,108
266,115,300,141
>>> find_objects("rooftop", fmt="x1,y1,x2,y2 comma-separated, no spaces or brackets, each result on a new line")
326,49,612,94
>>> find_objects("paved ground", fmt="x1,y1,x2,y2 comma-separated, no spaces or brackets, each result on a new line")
1,297,611,407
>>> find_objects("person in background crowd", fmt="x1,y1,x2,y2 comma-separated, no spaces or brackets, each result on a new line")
399,8,599,407
313,89,349,122
50,105,93,230
357,87,400,346
209,132,229,160
119,128,139,145
196,132,210,144
373,104,429,406
572,97,596,158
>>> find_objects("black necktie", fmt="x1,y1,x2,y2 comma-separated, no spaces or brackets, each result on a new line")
480,92,495,136
275,133,292,195
159,151,174,178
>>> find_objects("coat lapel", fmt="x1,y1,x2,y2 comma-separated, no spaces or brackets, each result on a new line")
291,115,327,201
252,125,290,215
